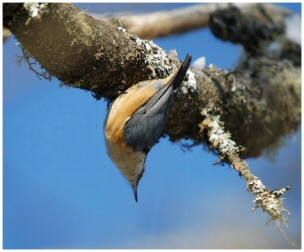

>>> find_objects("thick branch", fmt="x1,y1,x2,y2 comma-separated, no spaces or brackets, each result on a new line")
3,3,300,242
3,3,301,159
3,3,179,99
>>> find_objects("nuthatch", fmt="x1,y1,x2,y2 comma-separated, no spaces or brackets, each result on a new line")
104,54,192,202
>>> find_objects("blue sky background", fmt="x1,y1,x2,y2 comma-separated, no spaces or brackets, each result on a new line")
3,3,301,249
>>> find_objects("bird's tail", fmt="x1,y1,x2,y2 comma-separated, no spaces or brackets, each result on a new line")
172,54,192,90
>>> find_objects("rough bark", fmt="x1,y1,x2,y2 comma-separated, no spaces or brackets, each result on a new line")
3,3,178,99
3,3,301,242
3,3,300,158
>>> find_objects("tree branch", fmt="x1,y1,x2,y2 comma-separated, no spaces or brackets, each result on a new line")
3,3,181,99
200,112,295,245
92,3,293,39
3,3,301,243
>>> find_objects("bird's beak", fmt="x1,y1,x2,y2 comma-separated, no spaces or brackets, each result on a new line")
132,184,138,202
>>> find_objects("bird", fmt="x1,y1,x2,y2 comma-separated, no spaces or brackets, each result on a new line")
104,54,192,202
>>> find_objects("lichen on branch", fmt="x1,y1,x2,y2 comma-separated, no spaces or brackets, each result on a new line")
200,110,295,245
3,2,300,245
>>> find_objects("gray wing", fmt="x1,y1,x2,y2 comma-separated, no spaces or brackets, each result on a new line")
124,54,191,153
124,84,174,153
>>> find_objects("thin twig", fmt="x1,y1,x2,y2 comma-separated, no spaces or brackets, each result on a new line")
200,110,295,246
